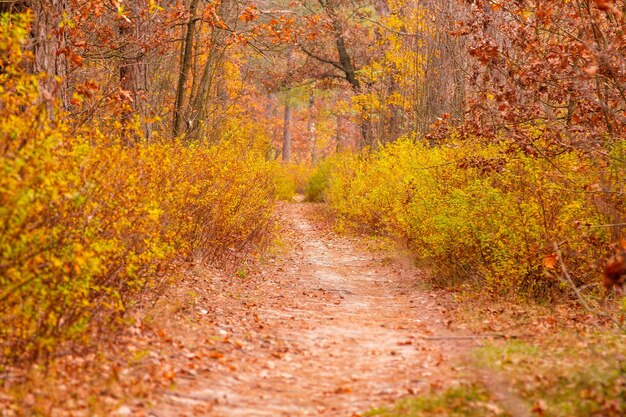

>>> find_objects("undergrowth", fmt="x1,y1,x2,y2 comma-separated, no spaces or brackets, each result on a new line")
366,383,507,417
0,15,278,365
275,162,314,201
367,317,626,417
312,137,625,301
473,334,626,417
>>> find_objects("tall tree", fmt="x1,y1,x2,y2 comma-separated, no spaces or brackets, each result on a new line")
288,0,378,147
173,0,201,138
307,91,316,162
3,1,70,111
281,47,295,162
119,2,149,143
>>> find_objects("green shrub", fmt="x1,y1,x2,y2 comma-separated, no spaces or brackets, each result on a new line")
306,159,333,202
274,163,314,201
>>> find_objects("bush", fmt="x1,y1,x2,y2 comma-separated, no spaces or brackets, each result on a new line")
274,163,314,201
319,137,625,300
0,15,277,364
305,158,334,202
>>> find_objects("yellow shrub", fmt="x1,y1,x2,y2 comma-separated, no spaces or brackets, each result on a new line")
0,16,277,364
274,163,314,201
319,137,624,300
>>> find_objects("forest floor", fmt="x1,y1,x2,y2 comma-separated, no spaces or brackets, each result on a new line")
148,202,470,417
4,202,624,416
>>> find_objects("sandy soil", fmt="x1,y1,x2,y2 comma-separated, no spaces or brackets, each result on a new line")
149,203,463,417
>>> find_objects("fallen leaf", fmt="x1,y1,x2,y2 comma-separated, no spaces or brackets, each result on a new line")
532,399,547,414
334,386,352,394
543,254,557,269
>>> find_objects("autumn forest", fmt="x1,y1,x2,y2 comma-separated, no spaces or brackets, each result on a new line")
1,0,625,416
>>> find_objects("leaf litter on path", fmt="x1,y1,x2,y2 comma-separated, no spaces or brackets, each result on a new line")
149,203,469,417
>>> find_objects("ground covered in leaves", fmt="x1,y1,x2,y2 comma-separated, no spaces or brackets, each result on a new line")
150,203,465,416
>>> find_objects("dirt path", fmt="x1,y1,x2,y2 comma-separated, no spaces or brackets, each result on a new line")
151,203,463,417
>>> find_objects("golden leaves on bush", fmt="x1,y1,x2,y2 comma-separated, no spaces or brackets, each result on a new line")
0,19,278,363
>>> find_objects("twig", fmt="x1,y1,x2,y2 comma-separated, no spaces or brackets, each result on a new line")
163,392,213,403
552,242,595,312
552,242,626,332
308,287,355,295
419,334,517,340
581,222,626,228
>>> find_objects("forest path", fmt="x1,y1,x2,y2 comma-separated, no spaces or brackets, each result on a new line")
151,203,464,417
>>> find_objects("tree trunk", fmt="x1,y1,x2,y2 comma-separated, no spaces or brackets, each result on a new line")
325,0,358,89
335,114,344,152
282,47,295,163
119,4,147,145
308,92,316,163
173,0,200,138
180,0,231,143
282,100,293,163
29,0,68,114
266,92,279,159
324,0,373,147
188,25,226,142
359,116,372,150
